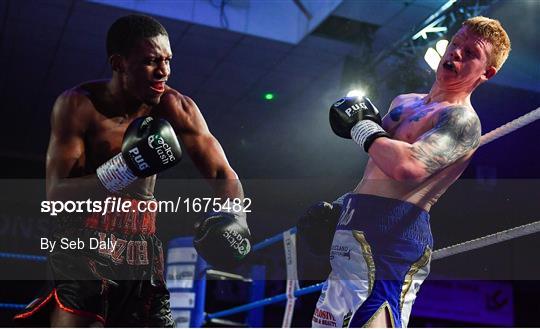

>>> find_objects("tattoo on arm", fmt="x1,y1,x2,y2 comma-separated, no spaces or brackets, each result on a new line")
411,106,481,174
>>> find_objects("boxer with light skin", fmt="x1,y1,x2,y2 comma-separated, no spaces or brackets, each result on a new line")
309,17,511,327
14,15,251,327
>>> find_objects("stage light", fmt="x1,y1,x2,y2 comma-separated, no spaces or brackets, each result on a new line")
263,93,275,101
424,39,448,71
346,89,366,98
424,48,441,71
436,39,449,56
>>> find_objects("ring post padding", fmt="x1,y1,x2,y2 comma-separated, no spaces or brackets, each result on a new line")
166,236,206,328
247,265,266,327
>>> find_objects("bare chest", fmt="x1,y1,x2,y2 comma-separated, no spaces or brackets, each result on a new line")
383,103,443,143
85,117,133,169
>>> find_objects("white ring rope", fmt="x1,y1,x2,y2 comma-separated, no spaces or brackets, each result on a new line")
433,220,540,260
308,108,540,263
480,107,540,146
432,107,540,259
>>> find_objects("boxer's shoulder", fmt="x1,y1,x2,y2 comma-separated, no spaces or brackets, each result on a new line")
154,87,207,134
434,103,479,129
434,105,481,148
158,87,197,113
52,85,96,132
55,86,94,111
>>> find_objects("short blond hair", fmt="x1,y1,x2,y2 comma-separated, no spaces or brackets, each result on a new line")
462,16,511,70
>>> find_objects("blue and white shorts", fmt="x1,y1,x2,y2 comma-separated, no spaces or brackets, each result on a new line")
312,194,433,328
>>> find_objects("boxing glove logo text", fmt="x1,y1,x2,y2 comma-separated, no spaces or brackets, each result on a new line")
128,147,150,171
222,228,251,258
148,134,176,165
344,102,368,117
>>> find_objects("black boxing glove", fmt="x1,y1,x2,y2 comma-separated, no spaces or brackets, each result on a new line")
97,116,182,192
329,96,389,152
193,207,251,270
297,192,351,257
297,201,341,257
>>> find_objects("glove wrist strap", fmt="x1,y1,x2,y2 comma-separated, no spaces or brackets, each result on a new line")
351,120,389,152
96,153,138,193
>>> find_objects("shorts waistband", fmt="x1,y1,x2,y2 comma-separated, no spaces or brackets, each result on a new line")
84,212,156,236
56,199,157,235
337,194,432,246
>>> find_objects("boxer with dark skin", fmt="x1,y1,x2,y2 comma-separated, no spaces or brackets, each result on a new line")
46,36,240,203
15,15,251,327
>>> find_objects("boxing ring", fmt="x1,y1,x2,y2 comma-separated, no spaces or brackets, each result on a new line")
3,219,539,326
204,220,540,324
1,107,539,326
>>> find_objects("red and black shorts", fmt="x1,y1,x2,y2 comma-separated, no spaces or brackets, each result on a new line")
13,199,175,327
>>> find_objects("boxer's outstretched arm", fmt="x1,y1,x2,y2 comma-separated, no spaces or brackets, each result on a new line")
158,92,244,200
368,105,481,182
46,90,105,201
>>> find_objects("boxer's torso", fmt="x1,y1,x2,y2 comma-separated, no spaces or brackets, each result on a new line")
74,80,158,197
355,93,474,212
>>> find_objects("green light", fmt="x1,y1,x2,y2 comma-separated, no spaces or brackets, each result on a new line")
264,93,275,101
